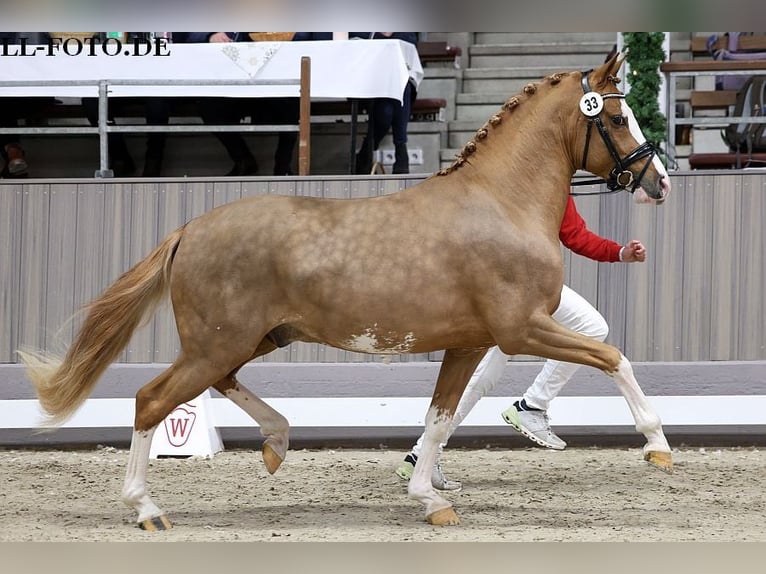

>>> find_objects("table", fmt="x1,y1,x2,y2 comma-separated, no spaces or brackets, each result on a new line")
0,39,423,176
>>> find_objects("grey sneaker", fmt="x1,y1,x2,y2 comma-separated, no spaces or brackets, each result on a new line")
395,453,462,491
501,400,567,450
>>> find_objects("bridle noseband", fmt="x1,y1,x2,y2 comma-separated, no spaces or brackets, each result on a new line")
580,70,657,193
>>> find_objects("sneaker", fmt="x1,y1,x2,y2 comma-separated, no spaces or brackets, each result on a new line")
395,453,462,491
501,400,567,450
4,143,28,176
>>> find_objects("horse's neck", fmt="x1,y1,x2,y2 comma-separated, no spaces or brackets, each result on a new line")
443,81,578,230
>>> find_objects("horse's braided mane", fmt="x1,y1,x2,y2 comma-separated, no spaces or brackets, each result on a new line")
436,71,573,176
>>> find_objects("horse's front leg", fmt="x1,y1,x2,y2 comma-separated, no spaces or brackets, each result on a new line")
409,348,486,526
507,311,673,472
609,354,672,471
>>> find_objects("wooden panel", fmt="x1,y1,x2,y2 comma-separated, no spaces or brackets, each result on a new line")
73,183,106,338
595,191,632,354
0,184,23,361
679,175,712,360
708,175,741,359
691,34,766,55
651,185,686,361
17,184,50,353
623,187,657,361
737,177,765,359
152,182,185,362
690,90,737,110
5,173,766,365
124,184,159,363
44,185,78,351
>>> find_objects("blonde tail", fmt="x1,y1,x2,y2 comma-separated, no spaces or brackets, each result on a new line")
18,226,185,426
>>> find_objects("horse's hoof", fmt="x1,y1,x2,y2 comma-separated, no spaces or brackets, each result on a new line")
644,450,673,473
138,515,173,531
426,507,460,526
262,443,283,474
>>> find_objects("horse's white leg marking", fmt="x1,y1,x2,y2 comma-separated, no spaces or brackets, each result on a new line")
409,348,501,459
608,355,670,454
407,406,453,517
222,384,289,461
121,427,165,523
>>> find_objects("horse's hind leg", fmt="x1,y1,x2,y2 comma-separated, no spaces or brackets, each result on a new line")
122,355,236,530
212,338,289,474
499,312,672,471
214,378,289,475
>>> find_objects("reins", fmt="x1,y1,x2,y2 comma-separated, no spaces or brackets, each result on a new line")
568,178,622,196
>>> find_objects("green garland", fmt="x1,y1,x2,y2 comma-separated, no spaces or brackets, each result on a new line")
622,33,666,149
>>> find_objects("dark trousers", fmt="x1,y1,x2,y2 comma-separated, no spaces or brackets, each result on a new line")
82,97,170,169
197,97,299,175
356,81,415,173
0,97,53,153
370,81,414,148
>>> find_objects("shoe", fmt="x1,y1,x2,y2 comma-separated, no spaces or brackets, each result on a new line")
4,143,28,176
392,143,409,174
355,138,373,174
226,156,259,177
142,155,163,177
111,156,136,178
395,452,462,491
501,399,567,450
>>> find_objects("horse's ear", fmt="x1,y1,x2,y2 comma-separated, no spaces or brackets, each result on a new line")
591,50,626,88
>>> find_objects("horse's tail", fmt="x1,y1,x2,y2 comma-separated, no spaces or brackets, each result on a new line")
18,226,186,426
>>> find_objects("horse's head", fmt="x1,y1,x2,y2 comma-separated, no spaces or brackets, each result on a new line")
577,51,671,204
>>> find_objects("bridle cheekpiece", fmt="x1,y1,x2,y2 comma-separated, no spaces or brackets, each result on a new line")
579,70,657,193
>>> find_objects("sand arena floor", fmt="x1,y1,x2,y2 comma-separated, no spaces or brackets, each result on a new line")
1,446,764,541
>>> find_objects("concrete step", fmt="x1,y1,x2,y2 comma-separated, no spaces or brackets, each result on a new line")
446,120,482,148
472,32,617,45
468,42,615,69
454,93,512,122
439,148,463,169
461,66,577,94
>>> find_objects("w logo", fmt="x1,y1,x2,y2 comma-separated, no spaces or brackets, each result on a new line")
162,405,197,447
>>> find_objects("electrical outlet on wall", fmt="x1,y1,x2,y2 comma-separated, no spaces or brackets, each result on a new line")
377,147,424,165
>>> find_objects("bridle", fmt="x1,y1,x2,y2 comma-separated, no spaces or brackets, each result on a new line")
579,70,657,193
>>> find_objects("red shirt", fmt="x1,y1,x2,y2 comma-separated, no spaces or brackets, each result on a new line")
559,196,622,262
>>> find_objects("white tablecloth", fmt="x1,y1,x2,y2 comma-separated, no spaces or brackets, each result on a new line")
0,39,423,101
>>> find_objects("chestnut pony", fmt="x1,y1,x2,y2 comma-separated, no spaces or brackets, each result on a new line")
21,53,671,529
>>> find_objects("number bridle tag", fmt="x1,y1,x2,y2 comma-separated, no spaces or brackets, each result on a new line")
579,91,604,117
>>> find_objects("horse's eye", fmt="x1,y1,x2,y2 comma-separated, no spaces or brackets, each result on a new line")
611,115,626,126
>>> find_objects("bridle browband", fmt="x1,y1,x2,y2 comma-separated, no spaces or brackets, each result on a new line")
580,69,657,193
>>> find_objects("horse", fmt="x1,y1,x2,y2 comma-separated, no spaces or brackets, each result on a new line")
20,52,671,530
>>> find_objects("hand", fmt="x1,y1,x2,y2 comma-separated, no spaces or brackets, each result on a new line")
621,239,646,263
209,32,232,43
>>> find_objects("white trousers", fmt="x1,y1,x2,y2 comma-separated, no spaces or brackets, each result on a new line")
412,284,609,458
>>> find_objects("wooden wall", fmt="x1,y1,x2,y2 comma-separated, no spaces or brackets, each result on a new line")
2,172,764,364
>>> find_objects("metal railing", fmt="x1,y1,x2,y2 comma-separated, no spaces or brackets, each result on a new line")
0,56,312,176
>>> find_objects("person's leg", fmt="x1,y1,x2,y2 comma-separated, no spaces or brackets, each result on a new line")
501,285,609,449
142,98,169,177
197,97,258,175
0,98,27,177
267,98,298,175
391,82,414,174
397,346,507,490
355,98,395,174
